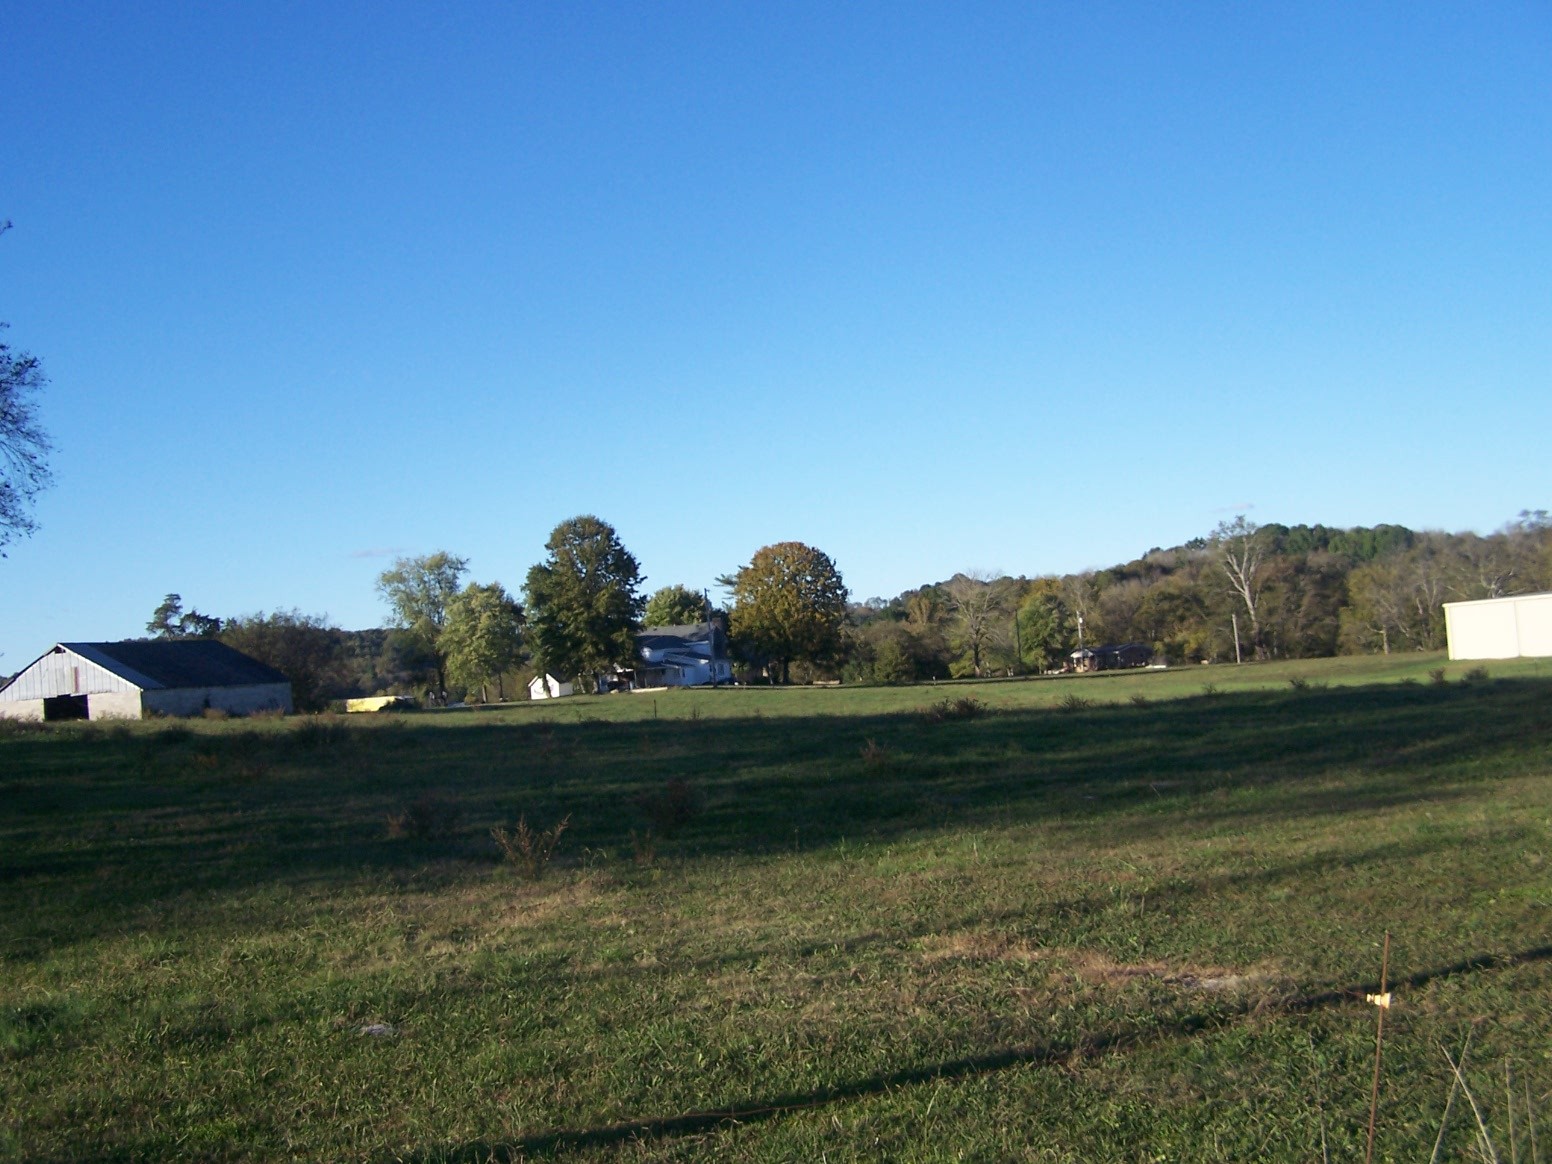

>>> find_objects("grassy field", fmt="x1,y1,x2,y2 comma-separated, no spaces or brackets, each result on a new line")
2,653,1550,1161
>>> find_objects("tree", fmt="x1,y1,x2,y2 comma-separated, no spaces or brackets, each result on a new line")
441,582,525,703
1212,516,1271,659
643,584,707,628
1,225,53,553
729,542,848,684
220,610,346,712
945,572,1007,678
1015,583,1064,672
375,552,469,693
523,516,644,690
146,593,222,638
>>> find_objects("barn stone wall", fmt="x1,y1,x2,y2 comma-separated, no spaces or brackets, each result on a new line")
141,683,293,718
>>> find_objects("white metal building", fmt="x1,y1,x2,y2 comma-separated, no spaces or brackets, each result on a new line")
1443,592,1552,660
528,673,574,700
0,641,294,721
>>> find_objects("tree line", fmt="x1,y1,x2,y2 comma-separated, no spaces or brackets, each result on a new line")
844,511,1552,684
142,509,1550,707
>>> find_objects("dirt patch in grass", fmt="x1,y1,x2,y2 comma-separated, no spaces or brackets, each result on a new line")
917,931,1045,964
1072,949,1288,995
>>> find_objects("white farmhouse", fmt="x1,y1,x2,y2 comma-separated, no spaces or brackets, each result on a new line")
1443,592,1552,660
0,640,294,721
635,624,732,688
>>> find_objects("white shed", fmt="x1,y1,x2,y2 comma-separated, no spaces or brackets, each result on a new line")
0,641,294,721
528,673,574,700
1443,592,1552,660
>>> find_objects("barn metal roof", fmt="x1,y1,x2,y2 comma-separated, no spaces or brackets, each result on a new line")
60,640,290,690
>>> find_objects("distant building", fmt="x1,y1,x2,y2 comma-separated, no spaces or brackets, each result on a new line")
1069,642,1154,673
1444,592,1552,660
528,673,574,700
0,640,293,721
635,623,733,688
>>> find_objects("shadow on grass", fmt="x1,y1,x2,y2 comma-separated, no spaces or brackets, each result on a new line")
398,943,1552,1161
1,678,1548,953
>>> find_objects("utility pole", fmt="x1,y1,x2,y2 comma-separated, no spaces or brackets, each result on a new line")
1232,612,1242,665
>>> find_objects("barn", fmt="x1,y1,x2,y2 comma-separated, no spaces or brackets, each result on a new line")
1443,592,1552,661
0,640,294,721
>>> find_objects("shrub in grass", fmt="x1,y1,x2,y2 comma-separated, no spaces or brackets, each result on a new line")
491,815,570,880
631,778,700,835
1287,676,1309,691
1200,683,1221,697
0,718,48,738
386,793,461,840
1128,693,1150,707
1461,666,1490,685
291,715,348,751
922,696,987,724
860,738,891,771
1429,667,1449,687
630,828,656,867
201,707,230,721
1058,692,1094,712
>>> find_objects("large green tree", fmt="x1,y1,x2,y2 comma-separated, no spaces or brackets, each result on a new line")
146,593,222,638
441,582,525,703
729,542,848,684
523,516,644,690
220,610,345,712
375,551,469,693
643,584,707,628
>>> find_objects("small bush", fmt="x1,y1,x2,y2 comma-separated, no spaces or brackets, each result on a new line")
1200,683,1221,697
630,828,656,868
201,707,230,721
860,738,891,771
1058,692,1093,712
922,696,987,724
292,715,348,750
1461,665,1490,684
1429,667,1449,687
492,815,571,880
1287,676,1309,691
1128,693,1150,708
632,778,700,836
386,793,461,840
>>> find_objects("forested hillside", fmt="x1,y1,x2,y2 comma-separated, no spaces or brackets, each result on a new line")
843,512,1552,683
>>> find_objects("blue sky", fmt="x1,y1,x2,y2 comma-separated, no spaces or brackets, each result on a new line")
2,2,1548,664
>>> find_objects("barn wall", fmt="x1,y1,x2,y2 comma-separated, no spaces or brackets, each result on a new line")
141,683,294,717
1517,594,1552,657
0,698,45,721
1446,593,1552,660
0,649,140,701
89,691,145,720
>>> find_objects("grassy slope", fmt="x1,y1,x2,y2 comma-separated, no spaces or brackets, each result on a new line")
1,653,1549,1161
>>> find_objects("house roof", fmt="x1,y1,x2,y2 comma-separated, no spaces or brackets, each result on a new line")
61,640,290,690
636,624,716,651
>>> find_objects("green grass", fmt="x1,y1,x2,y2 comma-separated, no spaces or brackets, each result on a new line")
2,653,1550,1161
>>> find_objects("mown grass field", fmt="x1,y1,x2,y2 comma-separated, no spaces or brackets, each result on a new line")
2,653,1550,1161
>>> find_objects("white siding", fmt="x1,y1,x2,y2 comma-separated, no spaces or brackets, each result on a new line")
0,647,141,702
1445,592,1552,660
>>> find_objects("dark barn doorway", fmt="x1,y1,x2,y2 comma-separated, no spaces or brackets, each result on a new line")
42,694,89,721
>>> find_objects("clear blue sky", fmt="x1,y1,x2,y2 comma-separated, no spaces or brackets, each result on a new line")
2,2,1548,664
